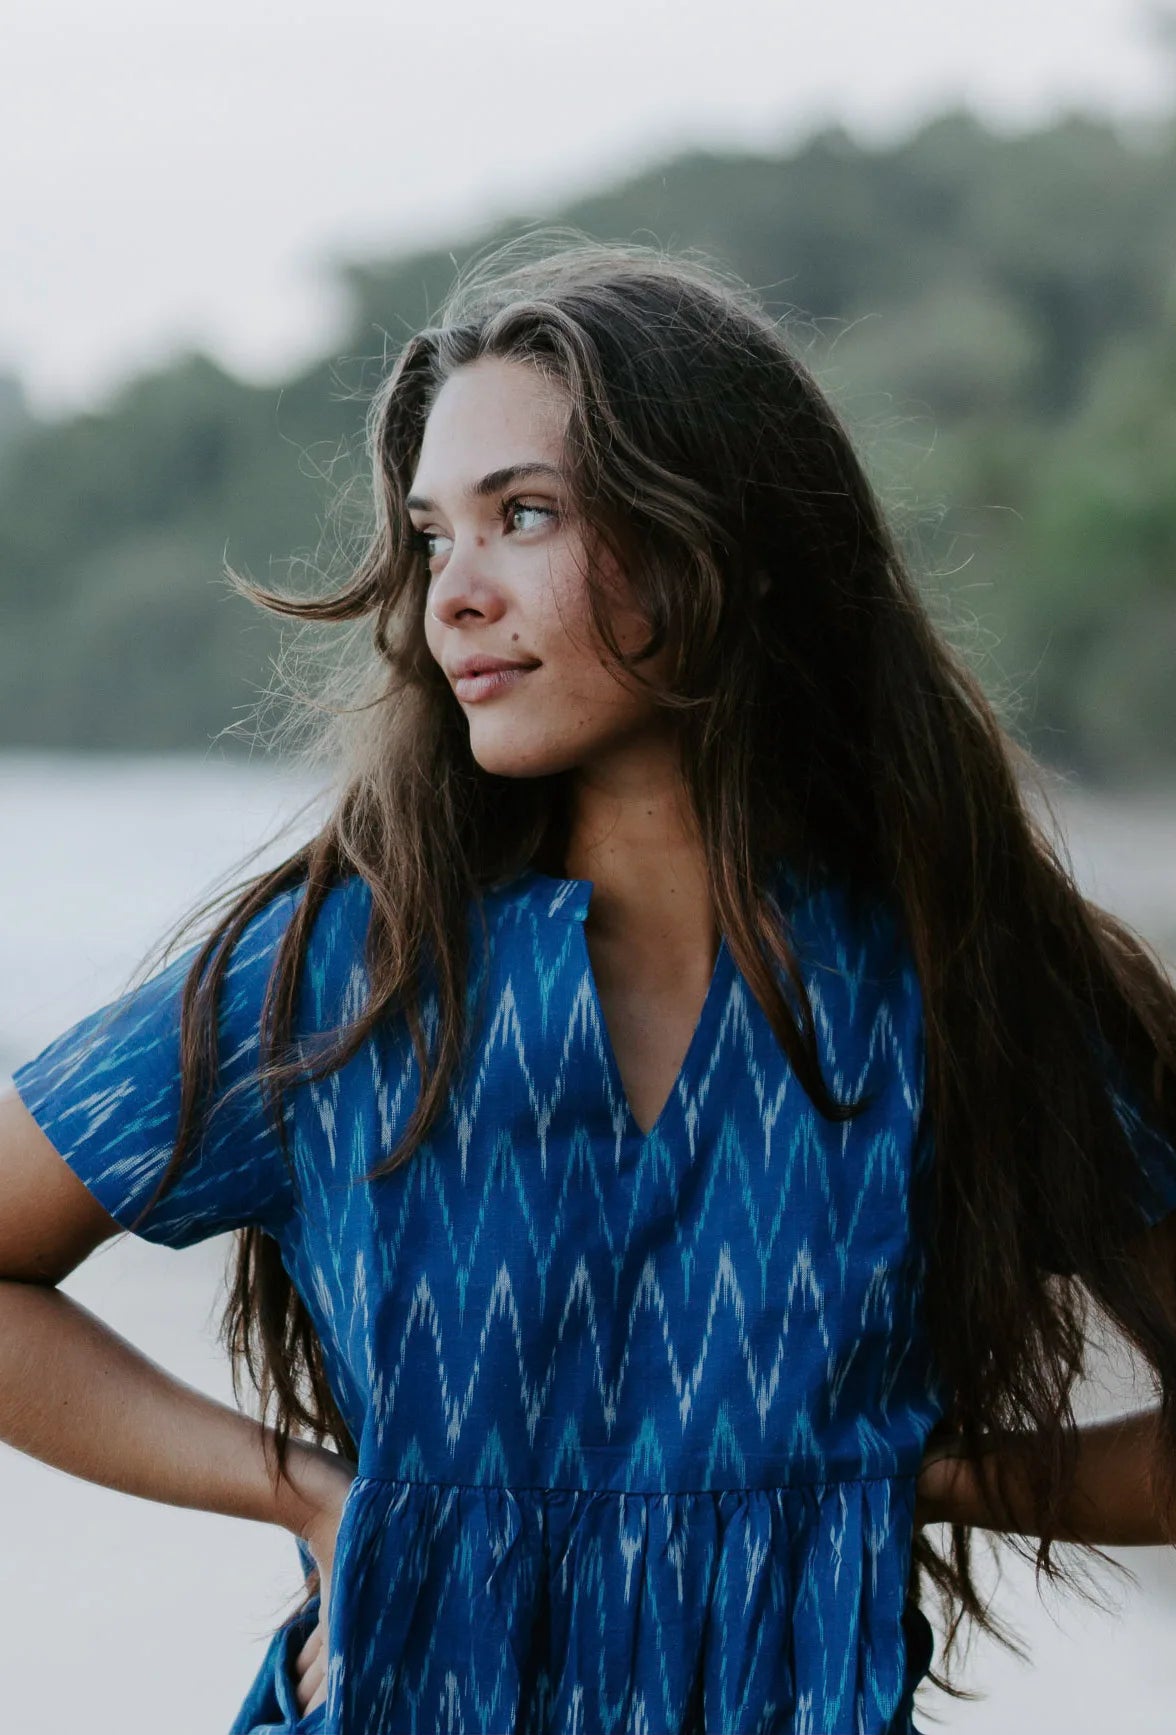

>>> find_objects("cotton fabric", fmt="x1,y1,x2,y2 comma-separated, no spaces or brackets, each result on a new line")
12,860,1175,1734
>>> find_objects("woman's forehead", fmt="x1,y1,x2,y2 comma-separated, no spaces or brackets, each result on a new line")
410,363,570,501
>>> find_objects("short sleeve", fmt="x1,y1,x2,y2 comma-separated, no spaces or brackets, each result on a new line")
1029,1025,1176,1278
1105,1048,1176,1236
10,887,304,1249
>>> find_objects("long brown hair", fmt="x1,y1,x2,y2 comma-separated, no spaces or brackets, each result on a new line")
126,231,1176,1706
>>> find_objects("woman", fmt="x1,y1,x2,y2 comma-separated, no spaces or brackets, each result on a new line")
1,235,1174,1735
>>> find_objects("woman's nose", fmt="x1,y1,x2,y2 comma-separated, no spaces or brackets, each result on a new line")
428,540,507,626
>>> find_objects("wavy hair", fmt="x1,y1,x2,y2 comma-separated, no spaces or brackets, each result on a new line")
124,232,1176,1707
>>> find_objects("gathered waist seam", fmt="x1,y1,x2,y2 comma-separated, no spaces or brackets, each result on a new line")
350,1467,921,1495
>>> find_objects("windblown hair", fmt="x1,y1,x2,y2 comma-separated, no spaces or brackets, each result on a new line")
128,231,1176,1706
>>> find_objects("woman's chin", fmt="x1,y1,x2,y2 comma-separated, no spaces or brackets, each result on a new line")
466,732,580,780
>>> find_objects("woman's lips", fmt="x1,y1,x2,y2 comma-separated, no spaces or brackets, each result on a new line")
454,665,539,703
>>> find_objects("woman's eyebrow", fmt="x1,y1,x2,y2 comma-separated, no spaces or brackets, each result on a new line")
405,462,565,513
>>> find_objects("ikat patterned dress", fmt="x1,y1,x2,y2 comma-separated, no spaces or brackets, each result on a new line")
12,860,1176,1735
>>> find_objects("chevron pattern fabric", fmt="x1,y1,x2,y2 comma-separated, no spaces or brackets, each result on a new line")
12,862,991,1733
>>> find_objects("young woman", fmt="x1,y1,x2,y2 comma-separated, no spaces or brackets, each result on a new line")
1,236,1174,1735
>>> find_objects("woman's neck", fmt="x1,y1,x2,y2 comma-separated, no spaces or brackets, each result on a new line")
549,774,717,963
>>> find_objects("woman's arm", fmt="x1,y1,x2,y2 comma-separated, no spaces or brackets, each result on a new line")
0,1276,346,1534
918,1212,1176,1542
917,1407,1176,1545
0,1086,349,1543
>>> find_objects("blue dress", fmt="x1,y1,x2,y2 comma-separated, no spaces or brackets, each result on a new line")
11,860,1176,1735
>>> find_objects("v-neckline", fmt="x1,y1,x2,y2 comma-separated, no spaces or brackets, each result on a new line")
520,867,733,1144
586,927,732,1144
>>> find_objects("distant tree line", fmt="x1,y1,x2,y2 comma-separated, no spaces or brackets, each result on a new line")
2,104,1174,782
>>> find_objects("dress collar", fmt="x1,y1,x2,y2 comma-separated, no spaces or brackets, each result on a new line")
496,859,809,927
509,867,593,924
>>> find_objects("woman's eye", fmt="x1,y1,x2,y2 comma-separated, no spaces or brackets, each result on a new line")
507,502,555,532
409,529,447,560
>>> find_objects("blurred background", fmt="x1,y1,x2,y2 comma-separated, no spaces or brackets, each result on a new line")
2,0,1176,1728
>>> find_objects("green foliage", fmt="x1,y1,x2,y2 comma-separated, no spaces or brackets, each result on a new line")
3,104,1176,777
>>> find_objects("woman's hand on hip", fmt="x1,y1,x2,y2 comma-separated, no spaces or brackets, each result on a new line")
284,1446,357,1717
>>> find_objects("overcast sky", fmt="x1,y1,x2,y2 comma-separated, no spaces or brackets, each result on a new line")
4,0,1174,419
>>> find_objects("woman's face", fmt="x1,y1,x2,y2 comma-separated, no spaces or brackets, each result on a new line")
415,355,673,781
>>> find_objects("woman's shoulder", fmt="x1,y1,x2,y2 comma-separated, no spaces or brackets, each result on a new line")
779,861,918,987
292,871,376,1030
